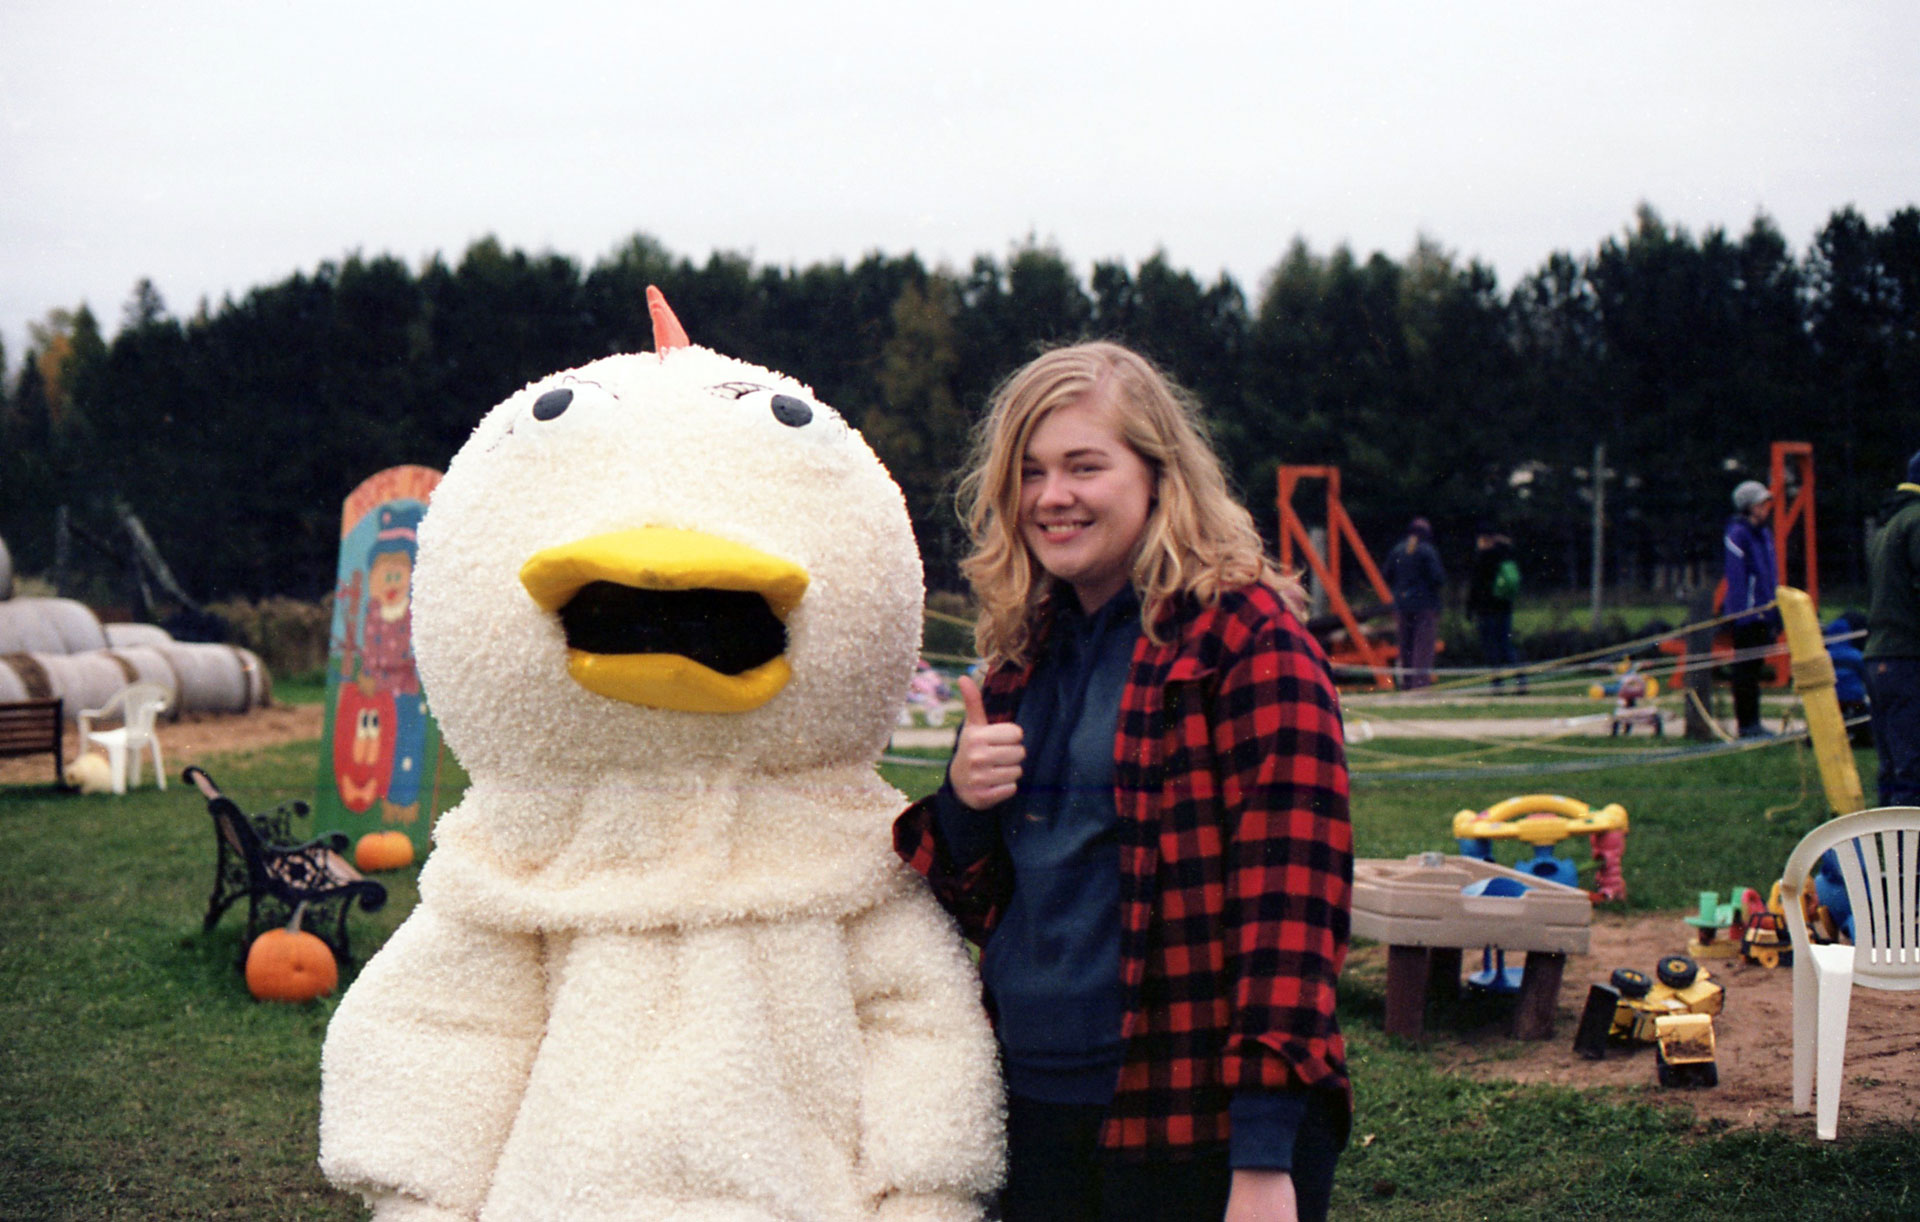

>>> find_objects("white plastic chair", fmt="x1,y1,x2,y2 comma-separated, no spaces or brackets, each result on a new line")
1780,806,1920,1139
76,682,171,795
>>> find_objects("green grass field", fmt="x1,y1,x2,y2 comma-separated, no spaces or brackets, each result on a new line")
3,730,1914,1220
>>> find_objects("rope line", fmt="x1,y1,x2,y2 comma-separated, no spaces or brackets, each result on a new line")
901,598,1862,787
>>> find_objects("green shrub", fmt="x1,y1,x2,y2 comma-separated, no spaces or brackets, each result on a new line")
208,597,331,682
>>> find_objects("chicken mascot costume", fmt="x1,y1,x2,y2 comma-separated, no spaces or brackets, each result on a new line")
319,289,1003,1221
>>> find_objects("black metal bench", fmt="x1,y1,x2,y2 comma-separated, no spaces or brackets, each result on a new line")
0,697,65,787
186,765,386,965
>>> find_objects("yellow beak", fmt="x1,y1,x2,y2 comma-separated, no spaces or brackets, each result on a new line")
520,527,808,713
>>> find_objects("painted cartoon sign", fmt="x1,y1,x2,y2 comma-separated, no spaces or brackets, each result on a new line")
314,466,443,857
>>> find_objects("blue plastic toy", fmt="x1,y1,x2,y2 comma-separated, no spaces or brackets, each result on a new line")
1463,876,1532,993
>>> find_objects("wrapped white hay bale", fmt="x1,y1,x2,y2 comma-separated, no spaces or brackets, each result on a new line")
0,598,109,655
0,653,51,702
103,646,182,704
154,642,270,713
18,651,143,718
103,622,175,649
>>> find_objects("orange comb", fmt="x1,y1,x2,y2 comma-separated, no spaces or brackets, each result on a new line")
647,285,690,352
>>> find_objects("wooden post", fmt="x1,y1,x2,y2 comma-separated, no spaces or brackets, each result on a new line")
1684,587,1718,740
1511,951,1567,1040
1384,945,1433,1039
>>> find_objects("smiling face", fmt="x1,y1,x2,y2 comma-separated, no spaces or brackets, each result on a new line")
370,550,413,619
1019,391,1156,612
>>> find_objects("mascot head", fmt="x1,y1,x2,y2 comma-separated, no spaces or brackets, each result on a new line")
411,289,924,780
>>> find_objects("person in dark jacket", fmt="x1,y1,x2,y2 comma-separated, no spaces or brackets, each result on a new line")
1723,480,1780,738
895,342,1351,1222
1466,524,1524,692
1866,450,1920,805
1382,518,1445,689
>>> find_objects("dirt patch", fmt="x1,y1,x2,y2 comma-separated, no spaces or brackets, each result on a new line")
0,703,323,786
1357,911,1920,1134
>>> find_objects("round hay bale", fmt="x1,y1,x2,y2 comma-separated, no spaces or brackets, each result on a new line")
0,602,71,654
103,622,175,649
31,651,144,718
103,646,181,707
155,642,271,714
0,598,109,655
0,653,51,702
0,534,12,600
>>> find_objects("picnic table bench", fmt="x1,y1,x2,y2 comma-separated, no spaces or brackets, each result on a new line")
186,765,386,965
0,698,65,787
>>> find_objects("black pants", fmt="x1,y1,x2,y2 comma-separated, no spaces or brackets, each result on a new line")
1869,657,1920,805
999,1094,1340,1222
1731,621,1773,732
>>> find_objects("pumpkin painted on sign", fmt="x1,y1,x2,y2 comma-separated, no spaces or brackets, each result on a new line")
332,678,397,812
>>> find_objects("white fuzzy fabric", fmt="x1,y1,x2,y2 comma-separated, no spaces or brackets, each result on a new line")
320,344,1003,1220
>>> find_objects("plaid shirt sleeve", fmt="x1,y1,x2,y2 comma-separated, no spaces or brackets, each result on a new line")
1105,586,1351,1152
1210,593,1352,1100
892,793,1011,947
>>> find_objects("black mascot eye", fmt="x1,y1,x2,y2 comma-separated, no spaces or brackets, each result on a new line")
532,388,574,421
770,394,813,428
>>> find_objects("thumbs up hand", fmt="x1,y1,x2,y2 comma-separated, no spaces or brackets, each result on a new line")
949,674,1025,811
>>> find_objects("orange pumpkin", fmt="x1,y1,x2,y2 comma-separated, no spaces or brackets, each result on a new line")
245,927,339,1002
354,830,415,872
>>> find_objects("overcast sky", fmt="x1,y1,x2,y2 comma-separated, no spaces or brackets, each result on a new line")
4,2,1917,370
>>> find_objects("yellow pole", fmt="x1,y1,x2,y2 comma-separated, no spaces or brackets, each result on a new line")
1776,586,1865,815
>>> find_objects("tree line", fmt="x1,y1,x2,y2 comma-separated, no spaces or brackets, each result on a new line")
3,204,1917,615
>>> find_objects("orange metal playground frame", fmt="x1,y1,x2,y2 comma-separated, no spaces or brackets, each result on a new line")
1276,465,1398,686
1282,444,1817,694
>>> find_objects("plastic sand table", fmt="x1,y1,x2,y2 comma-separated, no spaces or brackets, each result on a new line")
1353,853,1593,1039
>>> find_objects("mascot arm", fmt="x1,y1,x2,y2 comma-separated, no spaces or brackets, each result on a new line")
847,891,1005,1218
320,901,548,1220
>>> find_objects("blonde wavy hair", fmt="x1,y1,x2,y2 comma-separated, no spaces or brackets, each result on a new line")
957,341,1305,667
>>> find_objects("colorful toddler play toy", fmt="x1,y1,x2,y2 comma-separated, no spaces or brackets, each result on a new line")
1351,853,1592,1040
1590,660,1663,736
1453,793,1630,901
1682,884,1796,967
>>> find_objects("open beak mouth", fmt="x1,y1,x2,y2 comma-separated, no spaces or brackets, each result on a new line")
519,528,808,713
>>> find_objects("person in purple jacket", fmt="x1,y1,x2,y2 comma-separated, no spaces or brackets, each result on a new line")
1723,479,1781,738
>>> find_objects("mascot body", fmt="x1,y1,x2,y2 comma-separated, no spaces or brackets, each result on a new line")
320,291,1002,1221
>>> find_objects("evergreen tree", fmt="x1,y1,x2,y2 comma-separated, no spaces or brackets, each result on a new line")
869,274,972,590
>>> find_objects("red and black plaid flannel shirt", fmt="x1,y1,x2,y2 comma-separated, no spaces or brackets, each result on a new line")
895,583,1352,1154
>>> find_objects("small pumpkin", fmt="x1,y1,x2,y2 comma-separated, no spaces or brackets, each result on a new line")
245,911,339,1003
354,829,415,872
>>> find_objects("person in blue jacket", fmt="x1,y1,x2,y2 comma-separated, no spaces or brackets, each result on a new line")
1723,480,1780,738
1825,612,1871,747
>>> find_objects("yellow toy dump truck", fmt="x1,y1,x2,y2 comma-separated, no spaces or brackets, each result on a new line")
1572,954,1722,1087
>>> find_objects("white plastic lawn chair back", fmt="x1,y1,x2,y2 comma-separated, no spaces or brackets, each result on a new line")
1780,806,1920,1140
76,681,171,795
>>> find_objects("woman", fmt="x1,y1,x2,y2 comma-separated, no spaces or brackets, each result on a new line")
893,343,1351,1222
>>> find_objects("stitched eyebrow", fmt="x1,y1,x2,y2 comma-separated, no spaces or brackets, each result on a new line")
709,381,769,399
559,375,614,398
